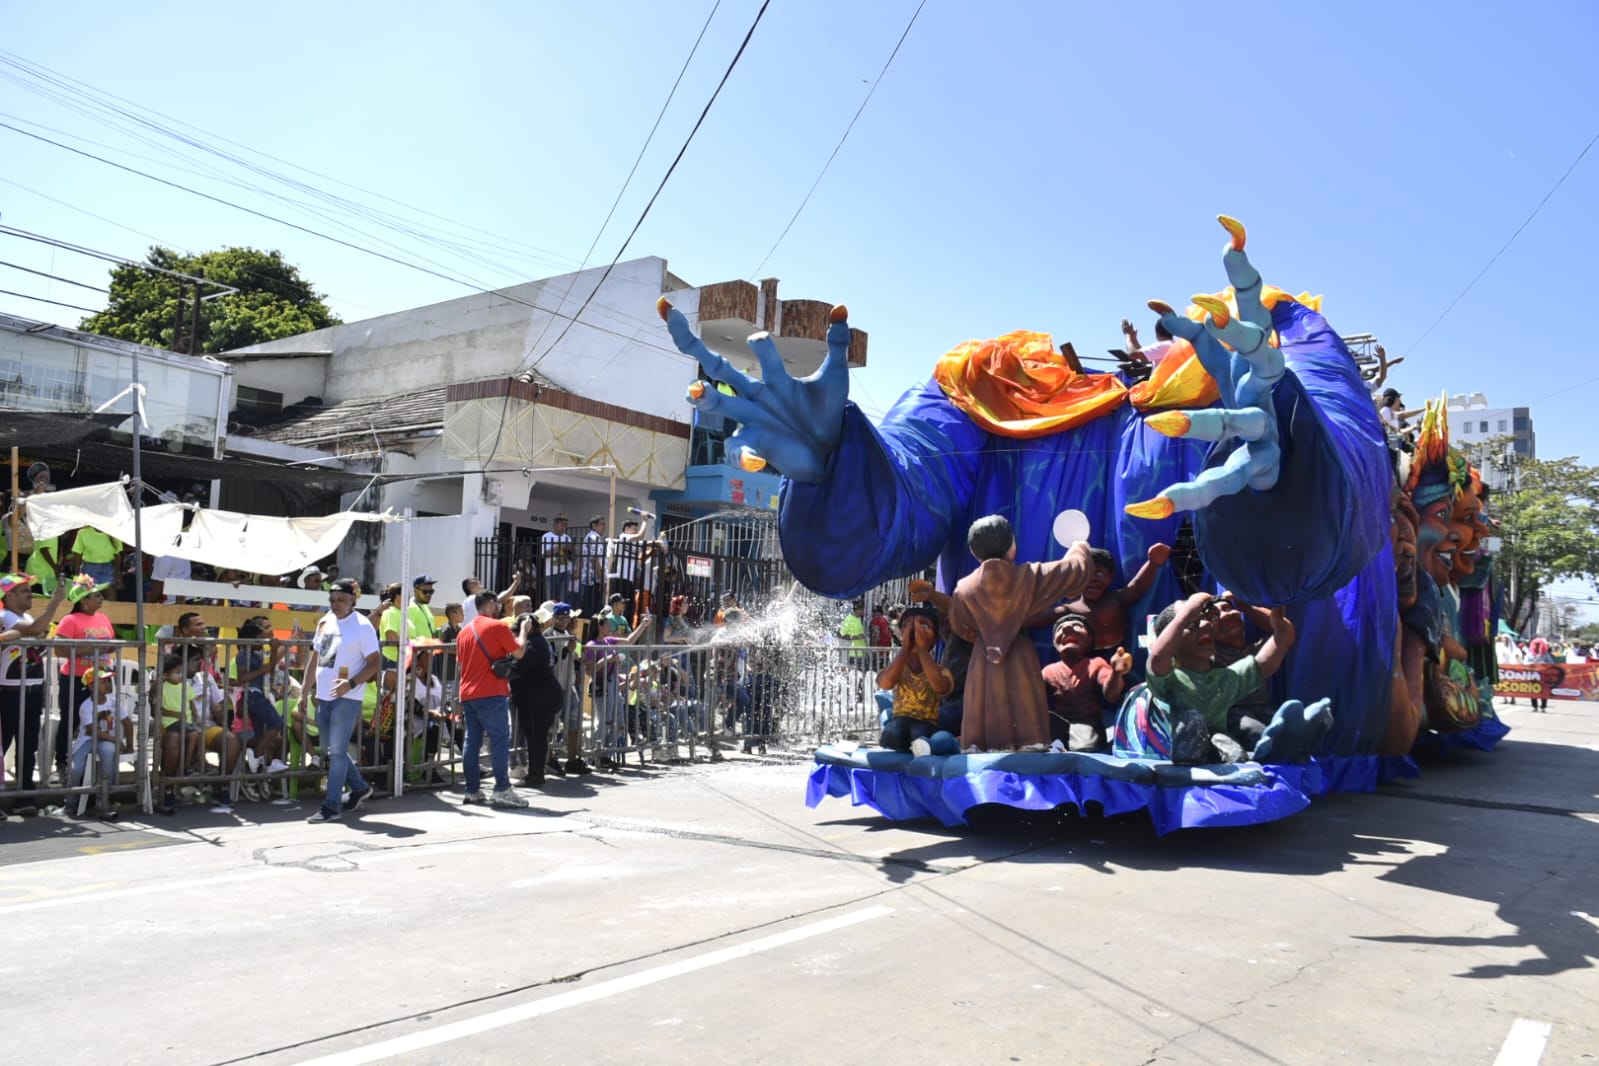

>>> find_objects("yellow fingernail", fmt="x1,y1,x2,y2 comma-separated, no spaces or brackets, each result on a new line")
1148,299,1176,317
829,304,849,324
656,297,673,321
739,449,767,473
1124,496,1175,520
687,381,705,400
1217,214,1247,251
1191,295,1231,328
1144,411,1192,438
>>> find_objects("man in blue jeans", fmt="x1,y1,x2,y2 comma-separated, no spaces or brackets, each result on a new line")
456,590,531,807
297,578,383,823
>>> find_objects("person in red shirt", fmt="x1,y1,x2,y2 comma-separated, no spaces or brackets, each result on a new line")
53,574,117,781
455,590,532,808
868,605,894,649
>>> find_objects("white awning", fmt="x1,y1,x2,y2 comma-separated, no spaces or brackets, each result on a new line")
23,482,398,577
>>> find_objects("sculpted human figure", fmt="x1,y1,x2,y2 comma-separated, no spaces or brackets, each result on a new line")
948,516,1093,752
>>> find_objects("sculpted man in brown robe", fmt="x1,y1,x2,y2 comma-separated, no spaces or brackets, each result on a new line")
949,515,1093,752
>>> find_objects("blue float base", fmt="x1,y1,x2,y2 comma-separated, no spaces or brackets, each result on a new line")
805,718,1507,836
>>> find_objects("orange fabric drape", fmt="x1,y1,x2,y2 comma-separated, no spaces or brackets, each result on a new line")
933,330,1128,439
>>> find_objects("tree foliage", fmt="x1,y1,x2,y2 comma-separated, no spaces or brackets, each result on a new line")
1464,438,1599,636
79,246,340,354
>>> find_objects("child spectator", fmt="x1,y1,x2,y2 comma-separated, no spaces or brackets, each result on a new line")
68,665,132,818
1146,592,1295,764
1040,613,1132,752
875,606,953,754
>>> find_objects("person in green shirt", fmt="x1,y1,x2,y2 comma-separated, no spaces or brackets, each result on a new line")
1146,591,1295,765
70,527,123,596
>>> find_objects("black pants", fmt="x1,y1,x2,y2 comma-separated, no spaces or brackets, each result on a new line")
1,684,44,791
512,681,564,783
58,674,89,765
880,715,937,752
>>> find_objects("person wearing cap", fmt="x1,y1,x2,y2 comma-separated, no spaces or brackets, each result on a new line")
51,574,117,783
605,593,631,635
546,602,588,775
456,589,533,807
299,565,326,590
1,572,67,801
68,665,132,818
506,598,564,788
541,515,574,604
297,577,382,823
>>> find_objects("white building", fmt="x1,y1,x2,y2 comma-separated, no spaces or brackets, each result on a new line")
1446,392,1535,491
220,256,865,596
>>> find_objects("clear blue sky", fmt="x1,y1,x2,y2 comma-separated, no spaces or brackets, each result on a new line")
3,1,1596,603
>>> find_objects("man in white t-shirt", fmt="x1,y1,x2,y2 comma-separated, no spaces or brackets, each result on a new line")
296,577,382,823
541,514,575,604
150,555,191,604
1,573,68,804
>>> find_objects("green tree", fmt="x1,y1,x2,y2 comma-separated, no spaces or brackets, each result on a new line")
1465,438,1599,637
79,246,340,353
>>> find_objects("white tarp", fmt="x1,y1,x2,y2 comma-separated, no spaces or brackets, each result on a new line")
23,481,397,577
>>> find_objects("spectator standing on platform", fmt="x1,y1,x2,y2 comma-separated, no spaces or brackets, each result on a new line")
542,514,574,604
456,590,532,807
72,527,123,599
1,574,67,805
297,578,382,823
579,515,607,620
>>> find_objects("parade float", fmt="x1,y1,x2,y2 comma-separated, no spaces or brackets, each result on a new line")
661,217,1506,833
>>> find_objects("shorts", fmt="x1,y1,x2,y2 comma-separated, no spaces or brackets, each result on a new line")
245,689,284,734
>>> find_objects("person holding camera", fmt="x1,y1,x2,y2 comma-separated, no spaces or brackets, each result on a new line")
455,590,532,808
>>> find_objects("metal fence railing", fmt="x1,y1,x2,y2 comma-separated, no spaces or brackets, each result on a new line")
2,632,902,816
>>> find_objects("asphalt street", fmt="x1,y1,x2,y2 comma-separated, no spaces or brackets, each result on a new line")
2,700,1596,1066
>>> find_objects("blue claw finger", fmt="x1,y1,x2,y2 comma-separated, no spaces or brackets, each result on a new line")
1147,407,1271,442
660,302,758,396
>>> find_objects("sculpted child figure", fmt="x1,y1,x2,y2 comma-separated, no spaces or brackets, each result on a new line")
1063,543,1172,659
876,606,954,754
1147,592,1295,764
948,515,1093,753
1040,612,1132,752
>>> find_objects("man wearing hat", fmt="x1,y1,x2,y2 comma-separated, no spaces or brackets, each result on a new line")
541,514,574,604
299,565,326,590
546,602,589,775
0,573,67,801
297,577,383,822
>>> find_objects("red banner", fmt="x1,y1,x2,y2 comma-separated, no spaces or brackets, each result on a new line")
1497,662,1599,701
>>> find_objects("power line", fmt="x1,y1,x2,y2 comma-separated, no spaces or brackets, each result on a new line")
0,259,107,293
1402,129,1599,358
749,0,927,279
0,286,98,314
520,0,773,379
521,0,725,372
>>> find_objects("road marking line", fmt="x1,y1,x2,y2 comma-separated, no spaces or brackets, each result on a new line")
0,867,291,915
1493,1018,1552,1066
295,905,894,1066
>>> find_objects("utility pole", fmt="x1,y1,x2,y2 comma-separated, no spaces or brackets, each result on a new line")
188,268,204,355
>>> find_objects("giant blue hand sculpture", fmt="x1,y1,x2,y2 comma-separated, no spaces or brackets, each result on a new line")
1127,217,1285,520
657,296,851,483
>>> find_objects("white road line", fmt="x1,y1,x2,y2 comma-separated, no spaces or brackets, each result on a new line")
1493,1018,1552,1066
294,905,894,1066
0,867,291,915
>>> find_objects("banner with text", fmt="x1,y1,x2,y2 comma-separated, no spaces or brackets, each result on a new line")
1496,662,1599,702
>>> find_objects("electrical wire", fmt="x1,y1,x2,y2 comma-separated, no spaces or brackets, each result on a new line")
519,0,773,380
519,0,725,370
0,259,107,292
0,286,99,314
1402,129,1598,358
749,0,927,279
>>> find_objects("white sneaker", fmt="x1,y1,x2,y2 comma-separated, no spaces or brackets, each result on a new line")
490,788,529,809
267,759,289,773
462,790,488,805
909,738,932,757
243,750,263,774
307,755,323,770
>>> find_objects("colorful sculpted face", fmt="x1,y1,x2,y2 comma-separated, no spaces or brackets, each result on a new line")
1052,615,1092,659
1449,483,1485,580
1171,597,1218,664
1392,494,1420,610
1414,494,1458,588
